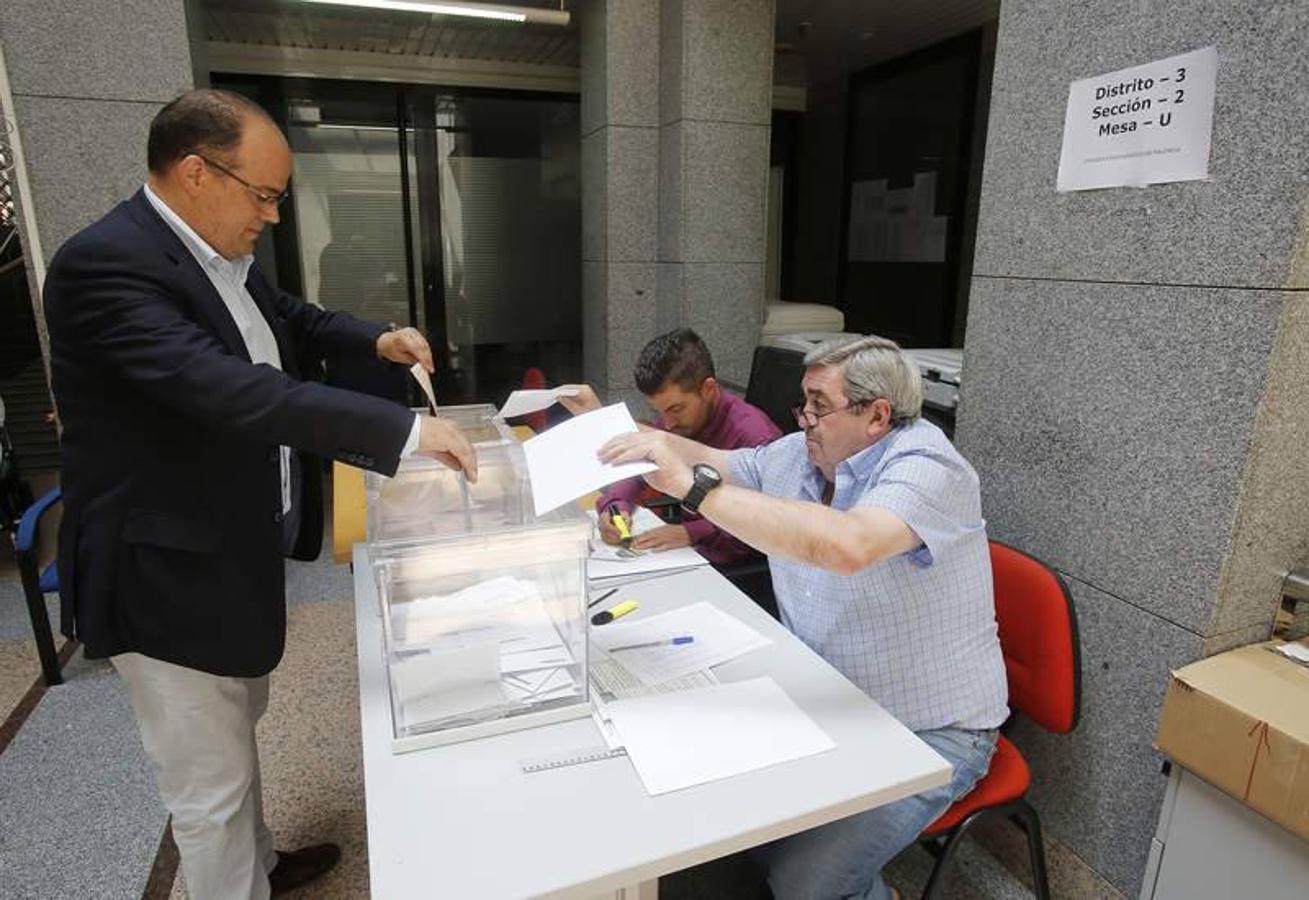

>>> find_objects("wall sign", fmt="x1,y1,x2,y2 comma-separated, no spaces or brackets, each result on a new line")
1057,46,1217,192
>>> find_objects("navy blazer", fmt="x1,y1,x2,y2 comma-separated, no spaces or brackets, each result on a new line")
44,190,415,676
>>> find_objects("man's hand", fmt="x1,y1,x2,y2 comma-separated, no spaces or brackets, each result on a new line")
557,384,603,416
377,327,434,372
598,431,694,500
418,417,478,482
632,524,691,553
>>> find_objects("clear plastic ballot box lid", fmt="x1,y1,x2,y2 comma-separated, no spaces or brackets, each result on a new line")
365,439,533,545
411,402,512,447
369,516,592,751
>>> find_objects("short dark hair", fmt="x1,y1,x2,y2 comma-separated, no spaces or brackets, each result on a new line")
147,89,274,174
634,328,716,394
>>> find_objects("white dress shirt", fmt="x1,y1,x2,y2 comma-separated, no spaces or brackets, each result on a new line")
144,184,294,514
144,186,423,492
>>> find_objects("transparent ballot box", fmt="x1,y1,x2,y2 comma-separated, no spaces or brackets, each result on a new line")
370,519,592,751
413,402,512,448
366,440,531,545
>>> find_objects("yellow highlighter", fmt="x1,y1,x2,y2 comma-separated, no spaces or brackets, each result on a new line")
591,599,638,626
607,503,633,547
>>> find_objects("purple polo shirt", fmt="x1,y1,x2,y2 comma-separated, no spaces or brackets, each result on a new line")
598,390,782,564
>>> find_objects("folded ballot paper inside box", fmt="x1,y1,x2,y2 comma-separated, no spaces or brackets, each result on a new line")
370,519,593,753
1155,639,1309,842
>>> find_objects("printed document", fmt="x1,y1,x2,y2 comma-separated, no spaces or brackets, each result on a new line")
589,601,770,683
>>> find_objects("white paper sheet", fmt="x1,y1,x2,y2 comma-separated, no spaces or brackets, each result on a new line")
589,601,770,684
497,388,580,420
1057,46,1218,192
521,403,657,516
605,677,835,795
409,362,438,414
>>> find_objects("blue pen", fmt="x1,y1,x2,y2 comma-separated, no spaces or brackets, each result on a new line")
608,636,695,652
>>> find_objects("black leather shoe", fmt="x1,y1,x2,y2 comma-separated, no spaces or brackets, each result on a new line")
269,843,342,897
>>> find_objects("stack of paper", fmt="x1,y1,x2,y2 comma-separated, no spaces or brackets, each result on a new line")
586,507,710,582
604,677,836,795
588,653,719,750
589,601,771,684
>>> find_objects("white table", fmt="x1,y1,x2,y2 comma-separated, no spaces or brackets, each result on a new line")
353,547,951,899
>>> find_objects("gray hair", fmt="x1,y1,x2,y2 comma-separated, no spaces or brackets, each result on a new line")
803,335,922,425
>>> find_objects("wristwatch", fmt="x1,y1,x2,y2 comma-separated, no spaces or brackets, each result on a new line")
681,463,723,515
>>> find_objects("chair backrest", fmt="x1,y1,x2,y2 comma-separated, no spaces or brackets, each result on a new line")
744,345,804,436
17,487,62,554
989,540,1081,734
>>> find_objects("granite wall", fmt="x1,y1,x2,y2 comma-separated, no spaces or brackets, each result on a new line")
956,2,1309,893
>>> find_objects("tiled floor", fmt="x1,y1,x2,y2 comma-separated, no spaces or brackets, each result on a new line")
170,596,371,900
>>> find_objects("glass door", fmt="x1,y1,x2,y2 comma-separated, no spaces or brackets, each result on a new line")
409,89,581,406
217,76,582,409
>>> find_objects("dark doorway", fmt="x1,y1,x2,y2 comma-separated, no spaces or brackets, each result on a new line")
839,30,984,348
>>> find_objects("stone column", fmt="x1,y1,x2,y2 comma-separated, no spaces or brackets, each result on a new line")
656,0,774,387
956,2,1309,895
0,1,193,463
0,0,194,308
578,0,661,410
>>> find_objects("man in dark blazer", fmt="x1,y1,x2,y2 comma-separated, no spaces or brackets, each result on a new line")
43,89,476,900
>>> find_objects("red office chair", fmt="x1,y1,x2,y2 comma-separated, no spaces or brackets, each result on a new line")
918,540,1081,900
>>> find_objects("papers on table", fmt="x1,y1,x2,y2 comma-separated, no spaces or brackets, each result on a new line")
589,654,720,750
409,362,438,415
604,677,836,795
590,655,719,702
589,601,771,684
586,507,709,582
521,403,657,516
496,388,580,420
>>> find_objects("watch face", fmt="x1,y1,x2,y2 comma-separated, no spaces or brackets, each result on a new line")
693,463,722,488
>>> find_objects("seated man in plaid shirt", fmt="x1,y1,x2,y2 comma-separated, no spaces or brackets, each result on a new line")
600,334,1008,900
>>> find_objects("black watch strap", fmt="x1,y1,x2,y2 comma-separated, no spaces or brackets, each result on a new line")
681,464,721,515
682,483,709,515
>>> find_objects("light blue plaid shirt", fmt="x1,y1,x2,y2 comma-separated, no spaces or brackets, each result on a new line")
730,421,1008,732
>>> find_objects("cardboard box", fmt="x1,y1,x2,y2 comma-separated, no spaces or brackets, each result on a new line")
1155,640,1309,842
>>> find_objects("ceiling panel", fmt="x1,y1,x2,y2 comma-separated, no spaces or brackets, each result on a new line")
201,0,579,67
201,0,996,86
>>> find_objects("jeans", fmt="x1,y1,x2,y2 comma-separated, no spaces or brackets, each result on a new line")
757,726,998,900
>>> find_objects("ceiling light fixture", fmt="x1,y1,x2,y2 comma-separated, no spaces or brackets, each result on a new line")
300,0,570,26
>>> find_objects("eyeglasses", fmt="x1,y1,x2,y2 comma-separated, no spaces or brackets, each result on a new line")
791,401,862,430
196,154,290,207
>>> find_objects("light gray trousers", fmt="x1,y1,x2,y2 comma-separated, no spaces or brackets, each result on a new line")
112,653,278,900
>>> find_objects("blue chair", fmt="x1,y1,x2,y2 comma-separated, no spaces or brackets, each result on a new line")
15,487,64,686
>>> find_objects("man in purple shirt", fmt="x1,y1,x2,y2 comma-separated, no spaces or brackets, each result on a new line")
563,328,780,565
